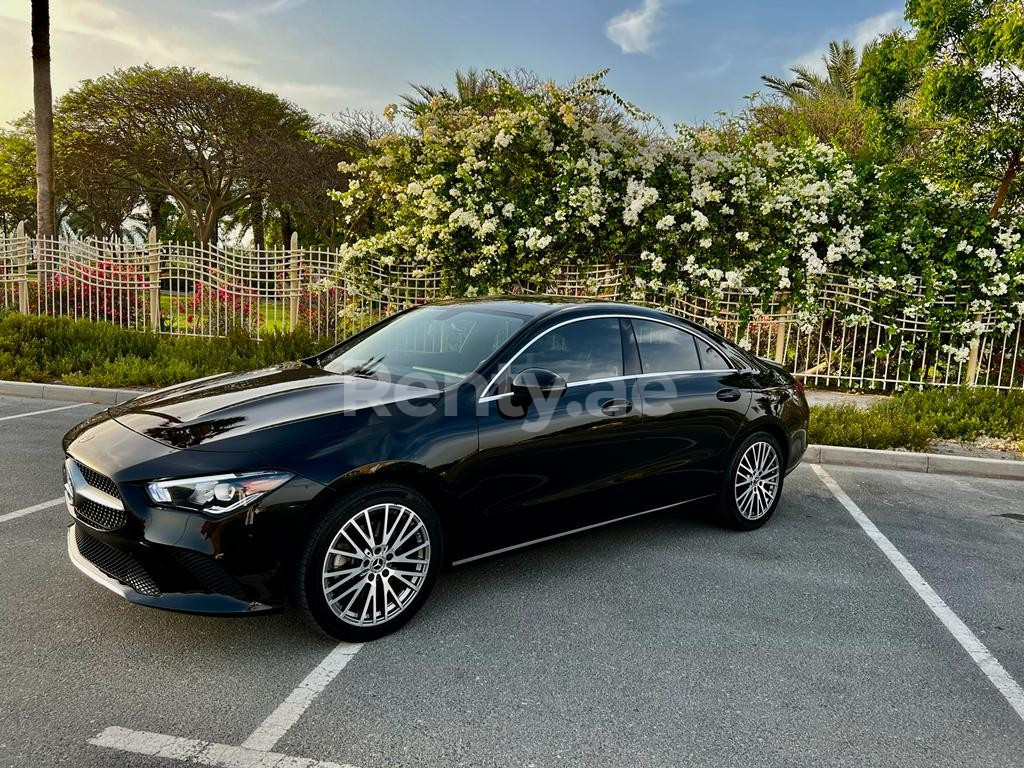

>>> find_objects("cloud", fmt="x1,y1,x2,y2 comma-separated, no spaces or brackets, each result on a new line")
0,0,354,125
606,0,663,55
212,0,308,25
790,9,903,74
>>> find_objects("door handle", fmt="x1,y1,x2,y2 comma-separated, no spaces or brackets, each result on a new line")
716,388,741,402
600,398,632,417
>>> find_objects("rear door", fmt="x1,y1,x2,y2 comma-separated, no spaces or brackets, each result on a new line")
630,318,752,507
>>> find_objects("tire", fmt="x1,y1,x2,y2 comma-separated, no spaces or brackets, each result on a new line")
294,483,443,641
719,431,785,530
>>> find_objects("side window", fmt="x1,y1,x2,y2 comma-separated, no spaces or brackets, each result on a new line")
510,318,623,383
700,342,733,370
631,319,700,373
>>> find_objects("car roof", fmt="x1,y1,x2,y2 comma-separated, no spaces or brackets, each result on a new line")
430,294,667,320
430,294,699,326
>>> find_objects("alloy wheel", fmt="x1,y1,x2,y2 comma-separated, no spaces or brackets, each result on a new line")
733,441,781,520
321,503,431,627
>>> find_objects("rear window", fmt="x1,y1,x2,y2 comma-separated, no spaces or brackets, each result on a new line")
631,319,701,373
699,342,732,370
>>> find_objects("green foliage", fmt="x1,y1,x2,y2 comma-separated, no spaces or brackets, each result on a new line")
809,403,933,450
810,387,1024,451
0,311,326,388
880,387,1024,441
0,125,37,235
56,66,315,244
859,1,1024,218
331,70,1024,351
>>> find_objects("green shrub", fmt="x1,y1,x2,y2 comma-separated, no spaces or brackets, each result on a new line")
809,403,933,451
0,313,330,388
882,388,1024,442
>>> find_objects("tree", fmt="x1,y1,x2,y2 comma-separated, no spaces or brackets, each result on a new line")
31,0,54,238
762,40,864,100
401,69,497,116
58,66,313,244
0,127,36,236
755,40,876,159
859,0,1024,218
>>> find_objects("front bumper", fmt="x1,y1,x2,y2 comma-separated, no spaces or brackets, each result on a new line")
62,414,331,615
67,524,274,614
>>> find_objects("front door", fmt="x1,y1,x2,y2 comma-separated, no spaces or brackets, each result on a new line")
456,317,651,558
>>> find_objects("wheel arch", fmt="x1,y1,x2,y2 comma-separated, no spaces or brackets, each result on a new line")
309,462,458,548
730,415,790,468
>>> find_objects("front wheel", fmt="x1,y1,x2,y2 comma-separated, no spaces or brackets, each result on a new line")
294,483,442,641
719,432,784,530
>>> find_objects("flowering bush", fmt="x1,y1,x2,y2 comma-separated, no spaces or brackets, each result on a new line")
175,283,261,336
43,260,148,327
331,71,1024,357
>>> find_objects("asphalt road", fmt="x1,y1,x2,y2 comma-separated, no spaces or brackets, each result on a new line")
1,393,1023,767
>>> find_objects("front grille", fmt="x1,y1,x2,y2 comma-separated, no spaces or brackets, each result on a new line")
74,497,127,531
75,526,160,596
75,461,122,501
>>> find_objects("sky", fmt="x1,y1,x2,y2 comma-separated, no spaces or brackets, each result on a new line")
0,0,904,128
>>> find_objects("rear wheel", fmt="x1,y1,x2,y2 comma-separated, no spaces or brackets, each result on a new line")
719,432,784,530
294,483,442,641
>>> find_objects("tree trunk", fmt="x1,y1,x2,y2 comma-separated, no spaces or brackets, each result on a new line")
147,192,167,237
280,207,294,251
251,194,265,250
989,147,1021,219
31,0,55,238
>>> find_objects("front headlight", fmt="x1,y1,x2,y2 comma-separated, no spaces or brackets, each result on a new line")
146,471,294,515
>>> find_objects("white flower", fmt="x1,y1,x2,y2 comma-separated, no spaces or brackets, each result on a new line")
501,202,516,218
493,130,512,149
777,266,790,290
656,215,676,230
735,231,750,242
623,177,659,226
699,238,712,249
406,181,423,196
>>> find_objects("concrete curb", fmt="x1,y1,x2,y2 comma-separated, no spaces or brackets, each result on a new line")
0,380,143,405
806,444,1024,481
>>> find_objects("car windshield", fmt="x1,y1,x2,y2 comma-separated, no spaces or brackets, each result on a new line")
321,305,529,386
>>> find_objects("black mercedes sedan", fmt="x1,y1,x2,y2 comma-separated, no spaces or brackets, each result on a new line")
63,298,808,640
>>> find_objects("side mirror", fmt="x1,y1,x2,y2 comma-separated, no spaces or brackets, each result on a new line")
510,368,567,403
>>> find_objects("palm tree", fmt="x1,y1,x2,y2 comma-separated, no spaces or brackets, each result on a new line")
401,69,496,116
762,40,867,101
32,0,55,238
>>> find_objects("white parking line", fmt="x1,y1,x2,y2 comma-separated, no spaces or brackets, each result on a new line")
89,726,358,768
0,402,89,421
90,642,366,765
0,497,64,524
813,464,1024,723
240,642,363,751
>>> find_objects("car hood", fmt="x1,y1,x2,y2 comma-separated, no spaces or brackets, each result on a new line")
108,362,442,451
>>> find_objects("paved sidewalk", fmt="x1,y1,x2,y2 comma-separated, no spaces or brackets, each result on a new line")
805,389,888,409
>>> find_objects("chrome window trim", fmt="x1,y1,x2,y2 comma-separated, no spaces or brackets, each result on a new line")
477,368,738,403
478,313,739,402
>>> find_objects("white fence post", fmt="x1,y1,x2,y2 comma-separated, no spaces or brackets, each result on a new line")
289,231,300,331
965,312,983,387
147,226,161,332
774,298,790,365
15,220,29,315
